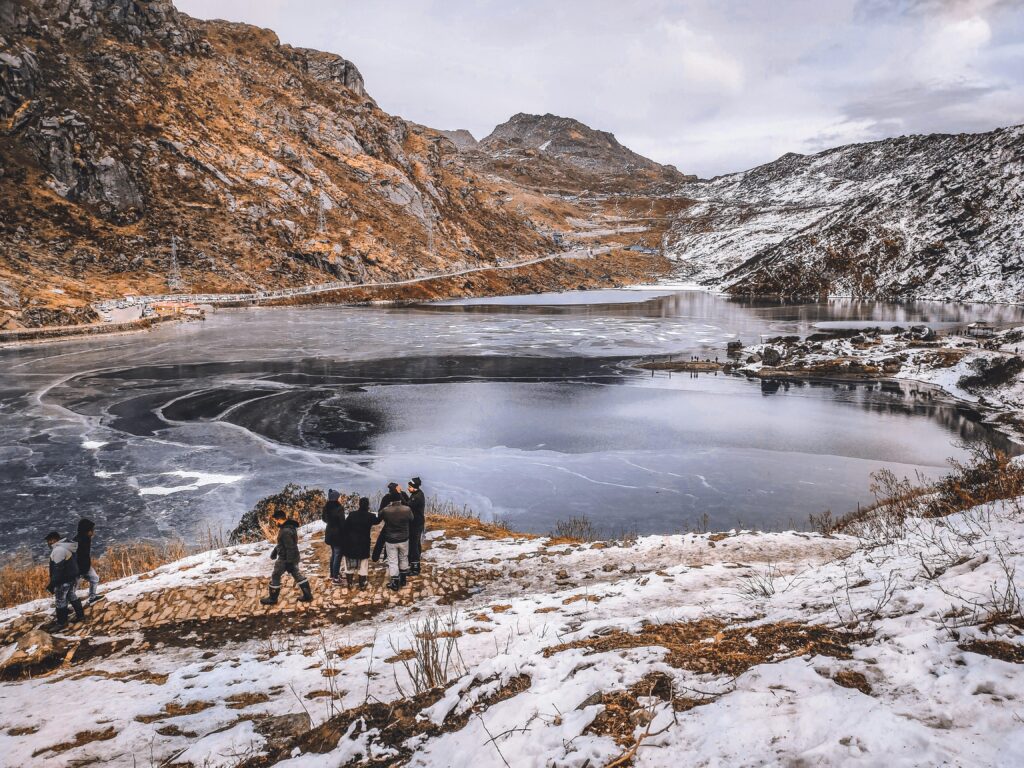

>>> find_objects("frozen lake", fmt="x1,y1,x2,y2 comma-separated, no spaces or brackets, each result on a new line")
1,289,1021,552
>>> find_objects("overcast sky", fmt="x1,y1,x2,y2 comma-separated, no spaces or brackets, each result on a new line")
177,0,1024,177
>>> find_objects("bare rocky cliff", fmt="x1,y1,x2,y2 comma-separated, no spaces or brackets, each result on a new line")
0,0,552,326
463,112,693,193
665,125,1024,302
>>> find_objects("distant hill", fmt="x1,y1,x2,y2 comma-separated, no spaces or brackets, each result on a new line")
464,112,694,193
665,125,1024,302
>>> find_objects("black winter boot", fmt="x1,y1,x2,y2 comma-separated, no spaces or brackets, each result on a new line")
345,573,353,588
410,562,421,576
54,606,69,629
70,599,85,622
358,576,368,590
399,570,409,587
260,586,281,605
387,577,401,591
298,581,314,603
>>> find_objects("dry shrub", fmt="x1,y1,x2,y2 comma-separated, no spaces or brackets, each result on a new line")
229,484,337,543
550,515,601,543
923,444,1024,518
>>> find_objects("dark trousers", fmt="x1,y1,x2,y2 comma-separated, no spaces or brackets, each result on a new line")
329,545,344,578
409,519,424,564
270,559,307,588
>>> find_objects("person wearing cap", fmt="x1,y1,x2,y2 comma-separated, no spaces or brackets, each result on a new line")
44,531,85,630
260,509,313,605
74,518,102,604
407,477,426,576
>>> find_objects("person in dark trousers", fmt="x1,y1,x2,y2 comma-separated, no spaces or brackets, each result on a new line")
407,477,426,576
260,510,313,605
373,482,409,562
339,497,378,589
378,497,414,590
74,518,101,604
45,531,85,630
321,489,345,584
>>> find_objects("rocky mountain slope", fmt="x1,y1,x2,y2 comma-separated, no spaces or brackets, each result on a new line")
665,125,1024,302
0,0,557,327
462,112,693,194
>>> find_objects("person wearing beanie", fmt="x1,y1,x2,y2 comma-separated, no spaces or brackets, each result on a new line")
407,477,426,576
260,509,313,605
321,489,345,584
45,531,85,630
74,518,101,604
339,497,378,590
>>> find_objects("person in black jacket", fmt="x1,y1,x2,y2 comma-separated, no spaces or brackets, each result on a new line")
260,510,313,605
45,531,85,630
407,477,426,576
321,489,345,584
74,518,101,604
339,497,378,590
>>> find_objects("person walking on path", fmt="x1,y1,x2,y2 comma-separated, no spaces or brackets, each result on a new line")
45,531,85,630
74,518,102,604
261,510,313,605
407,477,426,576
373,482,409,561
378,497,414,590
321,489,345,584
339,497,377,590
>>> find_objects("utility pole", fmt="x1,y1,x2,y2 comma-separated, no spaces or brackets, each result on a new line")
168,234,184,292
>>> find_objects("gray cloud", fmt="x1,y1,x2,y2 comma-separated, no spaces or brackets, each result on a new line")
177,0,1024,177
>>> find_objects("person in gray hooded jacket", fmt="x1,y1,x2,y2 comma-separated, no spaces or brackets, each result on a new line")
45,531,85,630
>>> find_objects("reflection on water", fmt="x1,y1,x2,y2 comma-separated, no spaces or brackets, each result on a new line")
0,289,1018,551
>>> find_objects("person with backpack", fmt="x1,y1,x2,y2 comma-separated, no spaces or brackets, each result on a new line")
407,477,426,576
339,497,377,590
321,489,345,584
74,518,101,604
45,531,85,630
378,496,414,590
260,509,313,605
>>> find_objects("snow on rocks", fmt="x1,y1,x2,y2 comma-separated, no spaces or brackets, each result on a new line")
1,503,1022,766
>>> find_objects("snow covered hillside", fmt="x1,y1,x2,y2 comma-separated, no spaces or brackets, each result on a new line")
2,494,1023,766
666,125,1024,302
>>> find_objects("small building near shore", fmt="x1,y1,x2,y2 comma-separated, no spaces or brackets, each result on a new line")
150,302,204,318
965,322,995,338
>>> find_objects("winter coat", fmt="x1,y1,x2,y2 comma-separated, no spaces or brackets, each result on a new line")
340,507,379,560
321,495,344,547
275,520,301,565
48,539,80,590
408,489,426,527
74,518,95,574
379,502,413,544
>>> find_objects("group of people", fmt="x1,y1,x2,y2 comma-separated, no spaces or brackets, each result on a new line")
44,518,101,630
40,478,427,627
260,476,426,605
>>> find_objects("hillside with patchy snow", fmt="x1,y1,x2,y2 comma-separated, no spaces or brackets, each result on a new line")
666,124,1024,302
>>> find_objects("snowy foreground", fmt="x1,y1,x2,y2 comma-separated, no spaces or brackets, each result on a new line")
2,500,1024,767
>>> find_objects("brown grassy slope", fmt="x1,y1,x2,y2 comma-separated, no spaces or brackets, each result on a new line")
0,2,554,324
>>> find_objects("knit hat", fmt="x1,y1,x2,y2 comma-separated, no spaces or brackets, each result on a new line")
387,482,399,492
44,531,61,542
77,518,95,535
409,477,422,489
327,489,341,502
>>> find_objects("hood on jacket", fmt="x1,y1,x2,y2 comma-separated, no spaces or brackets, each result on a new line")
50,538,78,563
327,489,341,502
281,519,299,529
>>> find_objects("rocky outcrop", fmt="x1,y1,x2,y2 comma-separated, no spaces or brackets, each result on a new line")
665,124,1024,302
465,112,692,193
437,128,478,151
284,46,367,98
